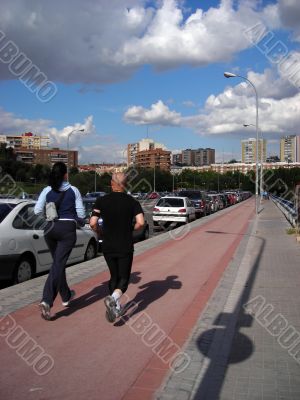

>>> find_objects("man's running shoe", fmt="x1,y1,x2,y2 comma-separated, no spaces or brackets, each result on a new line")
39,301,51,321
104,295,117,323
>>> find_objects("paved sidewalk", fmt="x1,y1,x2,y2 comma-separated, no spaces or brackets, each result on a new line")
0,199,253,400
157,199,300,400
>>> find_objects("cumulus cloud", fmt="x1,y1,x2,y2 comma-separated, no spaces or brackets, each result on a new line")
123,69,300,137
124,100,181,126
0,108,128,163
0,108,95,147
0,0,275,85
278,0,300,41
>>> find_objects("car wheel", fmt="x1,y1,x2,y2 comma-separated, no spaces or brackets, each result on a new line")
84,240,97,260
13,256,34,284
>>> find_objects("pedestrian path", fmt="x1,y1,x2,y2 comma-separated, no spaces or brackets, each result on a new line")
157,199,300,400
0,199,253,400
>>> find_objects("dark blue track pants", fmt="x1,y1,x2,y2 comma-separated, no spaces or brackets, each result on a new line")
43,220,77,307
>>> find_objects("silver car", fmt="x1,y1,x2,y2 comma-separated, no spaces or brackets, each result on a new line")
152,196,196,229
0,199,98,284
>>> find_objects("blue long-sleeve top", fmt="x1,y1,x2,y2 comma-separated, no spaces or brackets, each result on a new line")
34,181,85,221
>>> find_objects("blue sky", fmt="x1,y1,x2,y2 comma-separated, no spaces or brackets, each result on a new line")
0,0,300,163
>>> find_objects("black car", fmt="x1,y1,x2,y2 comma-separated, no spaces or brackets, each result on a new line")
177,190,208,217
82,197,149,250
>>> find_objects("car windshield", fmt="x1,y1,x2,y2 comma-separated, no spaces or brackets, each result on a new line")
157,198,184,207
0,203,16,223
86,192,106,198
82,199,96,217
178,191,202,200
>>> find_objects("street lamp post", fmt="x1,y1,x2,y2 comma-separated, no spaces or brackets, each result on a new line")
172,173,175,192
94,168,97,192
243,123,264,198
224,72,259,214
67,129,84,179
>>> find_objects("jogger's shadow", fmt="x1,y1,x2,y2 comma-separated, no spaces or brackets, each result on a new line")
115,275,182,327
52,271,142,320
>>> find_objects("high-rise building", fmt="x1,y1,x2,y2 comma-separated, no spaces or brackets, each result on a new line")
127,143,139,166
181,148,215,166
241,138,266,163
0,132,50,149
135,148,171,171
127,138,166,166
182,149,194,165
172,152,183,165
280,135,300,162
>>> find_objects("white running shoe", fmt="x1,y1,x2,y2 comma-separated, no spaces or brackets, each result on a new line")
62,290,76,307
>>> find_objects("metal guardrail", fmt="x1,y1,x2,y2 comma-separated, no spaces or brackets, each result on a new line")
271,194,297,227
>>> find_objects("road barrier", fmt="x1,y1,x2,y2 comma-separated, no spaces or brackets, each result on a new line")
271,195,297,227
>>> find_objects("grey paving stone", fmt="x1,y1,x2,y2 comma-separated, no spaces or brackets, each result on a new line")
157,201,300,400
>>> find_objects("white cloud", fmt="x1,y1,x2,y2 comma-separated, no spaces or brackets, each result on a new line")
0,0,275,85
47,116,95,147
123,69,300,138
0,108,95,147
124,100,181,126
278,0,300,41
0,107,128,163
0,108,52,135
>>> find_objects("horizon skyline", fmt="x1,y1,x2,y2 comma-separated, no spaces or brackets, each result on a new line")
0,1,299,165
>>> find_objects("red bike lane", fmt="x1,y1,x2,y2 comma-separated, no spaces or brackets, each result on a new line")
0,200,254,400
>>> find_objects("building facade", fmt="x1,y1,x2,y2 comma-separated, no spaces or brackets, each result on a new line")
15,148,78,167
280,135,300,162
172,152,183,165
171,161,300,175
78,163,127,175
135,148,171,171
241,138,266,163
0,132,50,149
180,148,215,166
127,138,167,166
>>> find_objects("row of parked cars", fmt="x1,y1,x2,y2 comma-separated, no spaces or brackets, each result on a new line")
0,189,250,285
151,190,252,230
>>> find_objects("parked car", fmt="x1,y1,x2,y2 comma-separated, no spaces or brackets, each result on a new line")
207,194,219,213
82,197,150,248
177,190,208,217
0,199,99,284
85,191,106,198
152,196,196,229
146,192,161,200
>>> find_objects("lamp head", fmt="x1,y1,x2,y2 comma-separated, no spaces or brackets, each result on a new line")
224,72,237,78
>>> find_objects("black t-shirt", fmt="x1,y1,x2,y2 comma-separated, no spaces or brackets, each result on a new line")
94,192,143,254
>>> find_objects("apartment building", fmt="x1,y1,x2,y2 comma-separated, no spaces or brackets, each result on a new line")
127,138,166,166
180,148,215,166
241,138,266,163
280,135,300,162
15,148,78,168
135,148,171,171
0,132,50,149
